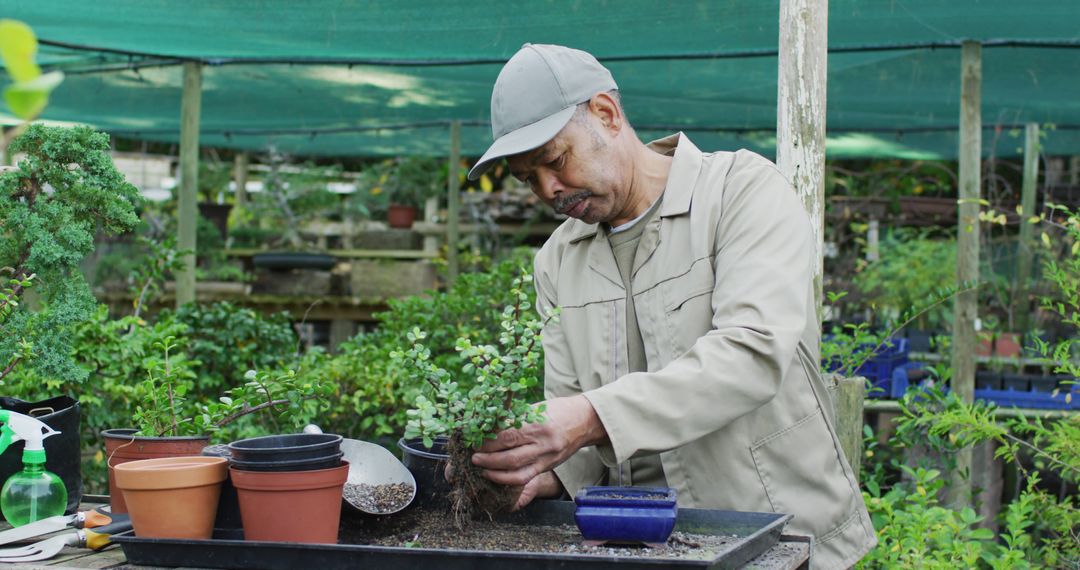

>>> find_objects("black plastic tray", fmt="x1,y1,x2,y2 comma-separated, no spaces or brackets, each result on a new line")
114,500,792,569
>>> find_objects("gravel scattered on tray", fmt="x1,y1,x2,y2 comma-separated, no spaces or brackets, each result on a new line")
344,482,414,513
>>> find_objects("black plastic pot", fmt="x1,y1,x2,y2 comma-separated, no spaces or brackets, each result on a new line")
397,436,450,507
201,444,243,539
1029,376,1060,394
228,433,342,465
975,371,1003,391
229,451,344,472
252,252,337,271
1002,373,1031,392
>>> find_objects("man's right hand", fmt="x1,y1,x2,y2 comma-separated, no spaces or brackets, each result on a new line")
471,394,607,487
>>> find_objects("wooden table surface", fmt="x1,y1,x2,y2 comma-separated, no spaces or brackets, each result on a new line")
4,500,809,570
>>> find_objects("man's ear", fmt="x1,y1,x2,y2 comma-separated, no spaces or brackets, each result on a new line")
588,92,623,134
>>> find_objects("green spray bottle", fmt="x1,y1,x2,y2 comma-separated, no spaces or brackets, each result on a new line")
0,410,67,526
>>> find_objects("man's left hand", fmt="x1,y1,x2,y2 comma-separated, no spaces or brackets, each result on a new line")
472,394,606,486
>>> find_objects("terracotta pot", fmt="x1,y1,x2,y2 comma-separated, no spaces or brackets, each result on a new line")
387,204,417,229
114,456,227,540
230,462,348,544
102,429,209,514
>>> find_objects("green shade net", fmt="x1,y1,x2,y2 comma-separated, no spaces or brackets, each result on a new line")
4,0,1080,158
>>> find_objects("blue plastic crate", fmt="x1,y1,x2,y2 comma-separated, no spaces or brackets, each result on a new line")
890,365,1079,409
974,385,1079,410
824,338,910,394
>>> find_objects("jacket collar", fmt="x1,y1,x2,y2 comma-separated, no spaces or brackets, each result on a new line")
566,132,702,244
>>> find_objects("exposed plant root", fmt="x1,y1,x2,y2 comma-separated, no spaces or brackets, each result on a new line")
447,432,523,528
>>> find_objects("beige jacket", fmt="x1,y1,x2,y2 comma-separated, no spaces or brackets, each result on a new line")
534,134,876,569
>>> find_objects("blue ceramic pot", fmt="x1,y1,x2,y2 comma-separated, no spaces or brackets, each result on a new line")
574,486,678,546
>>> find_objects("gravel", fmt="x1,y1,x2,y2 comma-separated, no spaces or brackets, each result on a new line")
343,482,415,514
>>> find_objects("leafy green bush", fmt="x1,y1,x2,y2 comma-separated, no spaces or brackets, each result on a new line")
165,301,297,394
854,228,957,329
860,385,1079,568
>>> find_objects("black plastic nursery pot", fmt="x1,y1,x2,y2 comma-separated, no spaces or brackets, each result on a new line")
202,444,243,540
397,436,450,507
228,452,345,472
228,433,342,465
252,252,337,271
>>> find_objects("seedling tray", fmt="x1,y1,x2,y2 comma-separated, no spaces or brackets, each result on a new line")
114,500,792,570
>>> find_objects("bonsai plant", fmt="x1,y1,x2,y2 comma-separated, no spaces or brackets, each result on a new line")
393,272,549,525
0,125,141,386
229,148,342,250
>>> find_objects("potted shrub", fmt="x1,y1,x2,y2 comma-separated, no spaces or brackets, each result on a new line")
365,157,445,229
392,272,549,525
103,336,333,513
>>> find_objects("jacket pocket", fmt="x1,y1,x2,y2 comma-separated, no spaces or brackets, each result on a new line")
750,409,858,539
661,258,714,355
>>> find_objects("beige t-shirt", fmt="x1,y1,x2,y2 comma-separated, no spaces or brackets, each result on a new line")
606,196,667,488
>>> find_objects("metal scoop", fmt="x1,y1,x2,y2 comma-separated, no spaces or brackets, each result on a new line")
303,425,416,515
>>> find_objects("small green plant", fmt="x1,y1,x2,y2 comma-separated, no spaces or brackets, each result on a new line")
133,335,332,437
393,271,550,524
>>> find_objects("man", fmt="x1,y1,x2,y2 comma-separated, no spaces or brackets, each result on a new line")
465,43,876,569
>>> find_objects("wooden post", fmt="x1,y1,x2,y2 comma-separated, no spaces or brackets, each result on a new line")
234,151,249,208
950,41,982,506
867,218,880,262
1070,156,1080,185
176,61,203,308
777,0,829,325
835,376,865,482
447,120,462,286
1016,123,1040,334
422,196,439,255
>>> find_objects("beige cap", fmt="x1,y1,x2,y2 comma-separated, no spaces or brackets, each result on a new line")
467,44,617,181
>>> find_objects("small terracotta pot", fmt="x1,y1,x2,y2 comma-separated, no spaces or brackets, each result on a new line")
114,456,227,540
102,429,210,514
387,204,417,229
230,462,348,544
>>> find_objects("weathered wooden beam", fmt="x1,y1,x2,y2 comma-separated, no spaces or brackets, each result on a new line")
224,248,436,259
447,120,462,285
176,61,202,308
422,196,439,255
777,0,828,325
234,151,249,208
951,40,982,506
835,376,865,482
1016,123,1040,334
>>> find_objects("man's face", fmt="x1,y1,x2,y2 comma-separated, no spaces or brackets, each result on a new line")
507,115,627,225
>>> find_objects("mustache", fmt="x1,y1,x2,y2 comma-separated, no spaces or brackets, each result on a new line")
554,191,593,214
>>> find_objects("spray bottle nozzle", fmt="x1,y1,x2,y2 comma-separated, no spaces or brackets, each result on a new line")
0,410,60,464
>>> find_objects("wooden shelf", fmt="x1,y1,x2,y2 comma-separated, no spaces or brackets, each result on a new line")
224,248,436,259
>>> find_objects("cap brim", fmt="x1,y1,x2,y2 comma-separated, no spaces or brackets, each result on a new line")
467,105,577,181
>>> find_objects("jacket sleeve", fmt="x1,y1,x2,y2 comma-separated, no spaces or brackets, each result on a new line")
584,153,813,464
534,252,608,497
